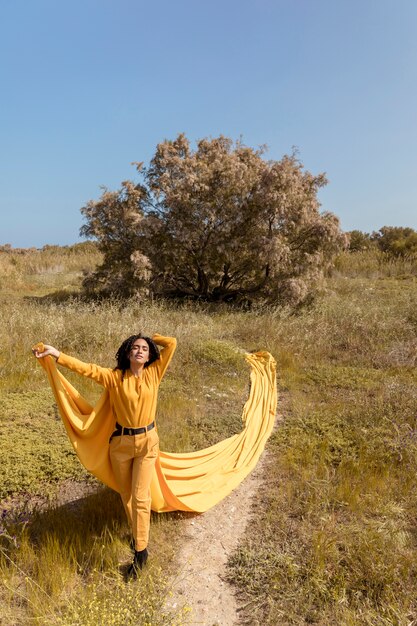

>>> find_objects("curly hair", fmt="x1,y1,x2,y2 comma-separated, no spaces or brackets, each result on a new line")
114,334,160,379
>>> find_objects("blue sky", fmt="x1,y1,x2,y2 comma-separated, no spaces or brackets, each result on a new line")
1,0,416,248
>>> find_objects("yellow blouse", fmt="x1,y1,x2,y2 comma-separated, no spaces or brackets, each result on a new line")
56,334,176,428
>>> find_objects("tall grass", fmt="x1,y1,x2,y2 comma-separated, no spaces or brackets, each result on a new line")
1,488,188,625
1,245,417,624
0,242,102,296
0,250,250,624
332,249,417,278
227,268,417,624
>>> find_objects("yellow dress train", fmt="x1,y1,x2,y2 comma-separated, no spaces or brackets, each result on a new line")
35,350,277,513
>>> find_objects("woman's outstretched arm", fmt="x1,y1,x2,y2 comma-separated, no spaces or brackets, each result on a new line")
33,344,115,388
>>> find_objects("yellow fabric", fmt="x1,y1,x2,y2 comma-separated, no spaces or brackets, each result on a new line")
34,345,277,513
56,334,177,429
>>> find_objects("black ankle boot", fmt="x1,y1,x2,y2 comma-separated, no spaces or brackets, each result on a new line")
127,548,148,579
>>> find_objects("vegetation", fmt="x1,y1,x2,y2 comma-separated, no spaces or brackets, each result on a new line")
228,250,417,625
372,226,417,257
80,134,346,304
0,245,249,625
346,229,375,252
0,242,102,298
1,244,417,624
348,226,417,257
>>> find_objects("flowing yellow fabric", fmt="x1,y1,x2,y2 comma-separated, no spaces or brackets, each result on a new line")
34,349,277,513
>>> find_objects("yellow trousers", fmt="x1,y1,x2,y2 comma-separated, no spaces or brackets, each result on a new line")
109,428,159,551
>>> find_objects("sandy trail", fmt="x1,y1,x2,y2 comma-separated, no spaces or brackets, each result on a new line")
166,413,282,626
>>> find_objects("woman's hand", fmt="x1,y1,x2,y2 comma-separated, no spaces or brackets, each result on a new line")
32,344,60,360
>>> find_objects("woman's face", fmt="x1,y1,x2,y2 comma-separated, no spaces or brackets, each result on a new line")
129,338,150,367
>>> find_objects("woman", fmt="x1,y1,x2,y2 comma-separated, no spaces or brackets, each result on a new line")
33,332,177,578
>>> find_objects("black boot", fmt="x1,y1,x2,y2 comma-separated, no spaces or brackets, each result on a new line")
127,548,148,579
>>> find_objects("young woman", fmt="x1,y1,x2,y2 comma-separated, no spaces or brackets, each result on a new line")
33,333,176,578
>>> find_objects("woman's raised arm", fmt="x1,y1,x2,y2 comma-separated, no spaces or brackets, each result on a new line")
151,334,177,382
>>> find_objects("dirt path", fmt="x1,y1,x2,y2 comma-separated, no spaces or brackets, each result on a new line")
166,413,282,626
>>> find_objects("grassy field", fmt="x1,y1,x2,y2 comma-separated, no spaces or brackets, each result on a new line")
228,254,417,625
1,245,417,625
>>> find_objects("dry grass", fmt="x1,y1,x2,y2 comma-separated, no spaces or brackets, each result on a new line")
332,249,417,279
0,247,250,625
0,242,102,297
1,488,188,625
227,266,417,624
1,246,417,624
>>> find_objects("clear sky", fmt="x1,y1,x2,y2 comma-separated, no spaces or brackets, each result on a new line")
1,0,416,248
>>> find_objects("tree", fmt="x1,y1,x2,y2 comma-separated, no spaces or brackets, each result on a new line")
80,180,151,297
371,226,417,257
80,134,347,305
347,230,375,252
